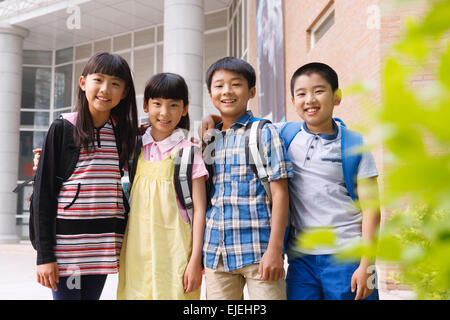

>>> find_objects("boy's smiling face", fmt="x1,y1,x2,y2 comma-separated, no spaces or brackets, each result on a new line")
209,69,256,125
291,72,341,134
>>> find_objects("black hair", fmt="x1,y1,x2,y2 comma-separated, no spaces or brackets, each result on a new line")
144,73,190,131
75,51,138,166
290,62,339,97
205,56,256,92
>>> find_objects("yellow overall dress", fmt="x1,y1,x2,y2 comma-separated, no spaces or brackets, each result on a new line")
117,152,200,300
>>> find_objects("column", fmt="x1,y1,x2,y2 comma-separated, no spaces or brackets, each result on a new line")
0,24,29,243
163,0,204,133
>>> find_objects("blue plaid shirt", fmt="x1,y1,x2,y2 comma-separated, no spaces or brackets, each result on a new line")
203,111,293,271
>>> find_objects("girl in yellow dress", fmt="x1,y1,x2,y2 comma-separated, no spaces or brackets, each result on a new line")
117,73,208,299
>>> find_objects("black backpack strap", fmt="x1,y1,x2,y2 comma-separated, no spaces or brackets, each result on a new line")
174,146,195,224
13,177,34,193
202,130,222,210
128,136,142,191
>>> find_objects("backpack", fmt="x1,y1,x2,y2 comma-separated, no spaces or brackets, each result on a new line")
127,137,197,224
279,117,363,201
279,118,364,250
203,118,272,209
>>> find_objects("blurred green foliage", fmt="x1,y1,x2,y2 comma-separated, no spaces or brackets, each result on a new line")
295,0,450,299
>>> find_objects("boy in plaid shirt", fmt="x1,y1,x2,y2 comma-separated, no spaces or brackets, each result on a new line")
202,57,293,299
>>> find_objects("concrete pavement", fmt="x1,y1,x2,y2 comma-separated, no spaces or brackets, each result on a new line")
0,243,415,300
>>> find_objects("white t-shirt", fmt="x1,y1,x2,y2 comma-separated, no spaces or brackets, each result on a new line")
275,121,378,255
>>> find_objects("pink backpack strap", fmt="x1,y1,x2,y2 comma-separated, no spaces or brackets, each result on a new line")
60,112,78,126
60,112,118,126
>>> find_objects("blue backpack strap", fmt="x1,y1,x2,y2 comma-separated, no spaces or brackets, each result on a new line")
337,118,363,201
279,121,303,150
278,122,303,253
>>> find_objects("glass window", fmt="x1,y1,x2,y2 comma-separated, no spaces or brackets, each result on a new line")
55,47,73,65
113,33,131,51
18,131,46,181
229,25,234,57
243,0,247,52
134,48,154,95
22,67,51,109
94,39,111,53
119,51,131,67
237,3,242,57
205,9,227,30
135,27,155,47
54,107,72,120
23,50,52,65
54,64,73,108
205,31,227,70
233,16,238,57
157,25,164,42
157,45,163,73
314,10,335,44
75,43,92,60
73,62,85,100
16,182,33,238
20,111,50,127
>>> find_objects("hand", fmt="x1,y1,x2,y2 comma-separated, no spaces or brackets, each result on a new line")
351,262,375,300
138,122,150,135
197,115,220,144
183,260,203,293
190,137,202,148
32,148,42,172
36,262,59,291
258,248,284,281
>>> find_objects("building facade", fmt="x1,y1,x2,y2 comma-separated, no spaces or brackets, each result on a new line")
0,0,430,293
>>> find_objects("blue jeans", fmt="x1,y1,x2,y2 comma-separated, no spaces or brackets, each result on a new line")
51,274,107,300
286,255,379,300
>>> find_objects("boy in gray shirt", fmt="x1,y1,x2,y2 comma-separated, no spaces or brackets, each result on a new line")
280,62,380,300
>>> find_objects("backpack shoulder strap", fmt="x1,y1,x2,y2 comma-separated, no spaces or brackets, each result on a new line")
246,119,272,202
338,121,363,201
279,121,303,150
174,145,196,224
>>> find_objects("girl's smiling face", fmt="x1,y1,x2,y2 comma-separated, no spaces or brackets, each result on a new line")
145,97,188,141
79,73,128,118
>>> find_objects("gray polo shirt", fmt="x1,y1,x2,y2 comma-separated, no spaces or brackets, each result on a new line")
275,121,378,255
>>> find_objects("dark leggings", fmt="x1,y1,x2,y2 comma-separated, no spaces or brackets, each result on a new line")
51,274,108,300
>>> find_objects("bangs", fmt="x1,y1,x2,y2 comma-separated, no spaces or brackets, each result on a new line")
206,57,256,91
144,73,189,105
82,52,131,85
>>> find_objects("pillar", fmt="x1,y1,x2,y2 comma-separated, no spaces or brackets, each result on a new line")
163,0,204,134
0,24,29,243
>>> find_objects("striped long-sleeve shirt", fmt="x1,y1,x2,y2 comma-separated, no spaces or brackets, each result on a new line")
54,119,126,276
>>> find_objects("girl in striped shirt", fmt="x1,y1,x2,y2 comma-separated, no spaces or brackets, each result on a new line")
33,52,138,300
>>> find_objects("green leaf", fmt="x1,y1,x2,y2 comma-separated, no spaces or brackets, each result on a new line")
439,44,450,88
377,235,403,261
401,244,425,264
295,228,336,251
418,1,450,37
